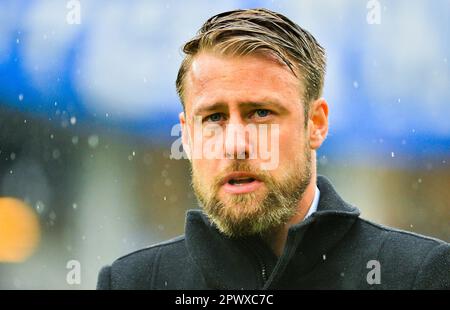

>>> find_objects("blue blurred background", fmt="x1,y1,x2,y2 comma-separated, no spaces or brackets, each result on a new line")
0,0,449,289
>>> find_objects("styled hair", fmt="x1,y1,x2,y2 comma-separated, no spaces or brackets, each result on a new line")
176,8,326,123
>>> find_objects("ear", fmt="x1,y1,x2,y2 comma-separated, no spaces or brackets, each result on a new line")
308,98,329,150
179,111,192,160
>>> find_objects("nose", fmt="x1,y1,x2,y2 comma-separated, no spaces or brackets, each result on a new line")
224,114,251,160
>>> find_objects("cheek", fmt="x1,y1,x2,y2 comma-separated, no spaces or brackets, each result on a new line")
278,129,305,160
192,158,216,181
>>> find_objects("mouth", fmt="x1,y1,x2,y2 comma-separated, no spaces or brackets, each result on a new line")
222,172,263,194
228,177,256,185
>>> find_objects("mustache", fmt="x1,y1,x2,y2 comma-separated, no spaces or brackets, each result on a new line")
212,161,271,189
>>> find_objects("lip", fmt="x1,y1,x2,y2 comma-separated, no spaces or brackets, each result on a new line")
221,172,263,194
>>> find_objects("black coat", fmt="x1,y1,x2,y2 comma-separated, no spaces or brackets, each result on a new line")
97,176,449,289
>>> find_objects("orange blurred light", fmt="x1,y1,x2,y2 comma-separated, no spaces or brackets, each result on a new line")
0,197,41,262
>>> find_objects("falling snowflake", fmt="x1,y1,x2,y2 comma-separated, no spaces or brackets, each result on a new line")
35,201,46,214
319,155,328,166
88,135,99,148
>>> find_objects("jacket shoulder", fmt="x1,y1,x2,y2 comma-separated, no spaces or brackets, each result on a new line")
356,218,449,289
116,234,186,263
358,218,446,246
97,235,186,289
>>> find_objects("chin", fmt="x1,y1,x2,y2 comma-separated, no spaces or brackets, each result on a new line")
220,193,265,215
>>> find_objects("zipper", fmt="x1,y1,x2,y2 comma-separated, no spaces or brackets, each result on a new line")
253,244,269,286
255,252,268,287
240,238,268,286
260,260,268,284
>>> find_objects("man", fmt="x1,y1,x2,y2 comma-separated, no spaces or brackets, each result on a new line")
97,8,449,289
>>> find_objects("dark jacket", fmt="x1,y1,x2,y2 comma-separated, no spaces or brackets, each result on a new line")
97,175,449,289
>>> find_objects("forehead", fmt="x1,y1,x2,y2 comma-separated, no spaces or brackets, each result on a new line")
183,52,303,112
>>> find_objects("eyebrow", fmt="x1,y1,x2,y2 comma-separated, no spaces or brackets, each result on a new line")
192,99,289,116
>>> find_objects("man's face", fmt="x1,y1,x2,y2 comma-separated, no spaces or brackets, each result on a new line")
180,52,314,237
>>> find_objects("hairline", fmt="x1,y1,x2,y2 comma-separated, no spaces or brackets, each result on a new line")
178,48,312,124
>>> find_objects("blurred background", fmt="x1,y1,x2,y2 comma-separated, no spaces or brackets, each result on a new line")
0,0,449,289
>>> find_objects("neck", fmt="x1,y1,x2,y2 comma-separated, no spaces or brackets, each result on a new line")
261,171,317,257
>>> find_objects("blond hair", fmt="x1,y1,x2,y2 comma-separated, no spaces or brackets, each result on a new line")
176,8,326,125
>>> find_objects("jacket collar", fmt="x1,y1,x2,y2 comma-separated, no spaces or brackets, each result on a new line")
184,175,360,289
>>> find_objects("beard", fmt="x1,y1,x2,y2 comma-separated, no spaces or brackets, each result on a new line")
191,144,312,238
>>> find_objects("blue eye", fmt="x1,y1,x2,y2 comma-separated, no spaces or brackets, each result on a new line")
205,113,223,122
255,109,271,118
